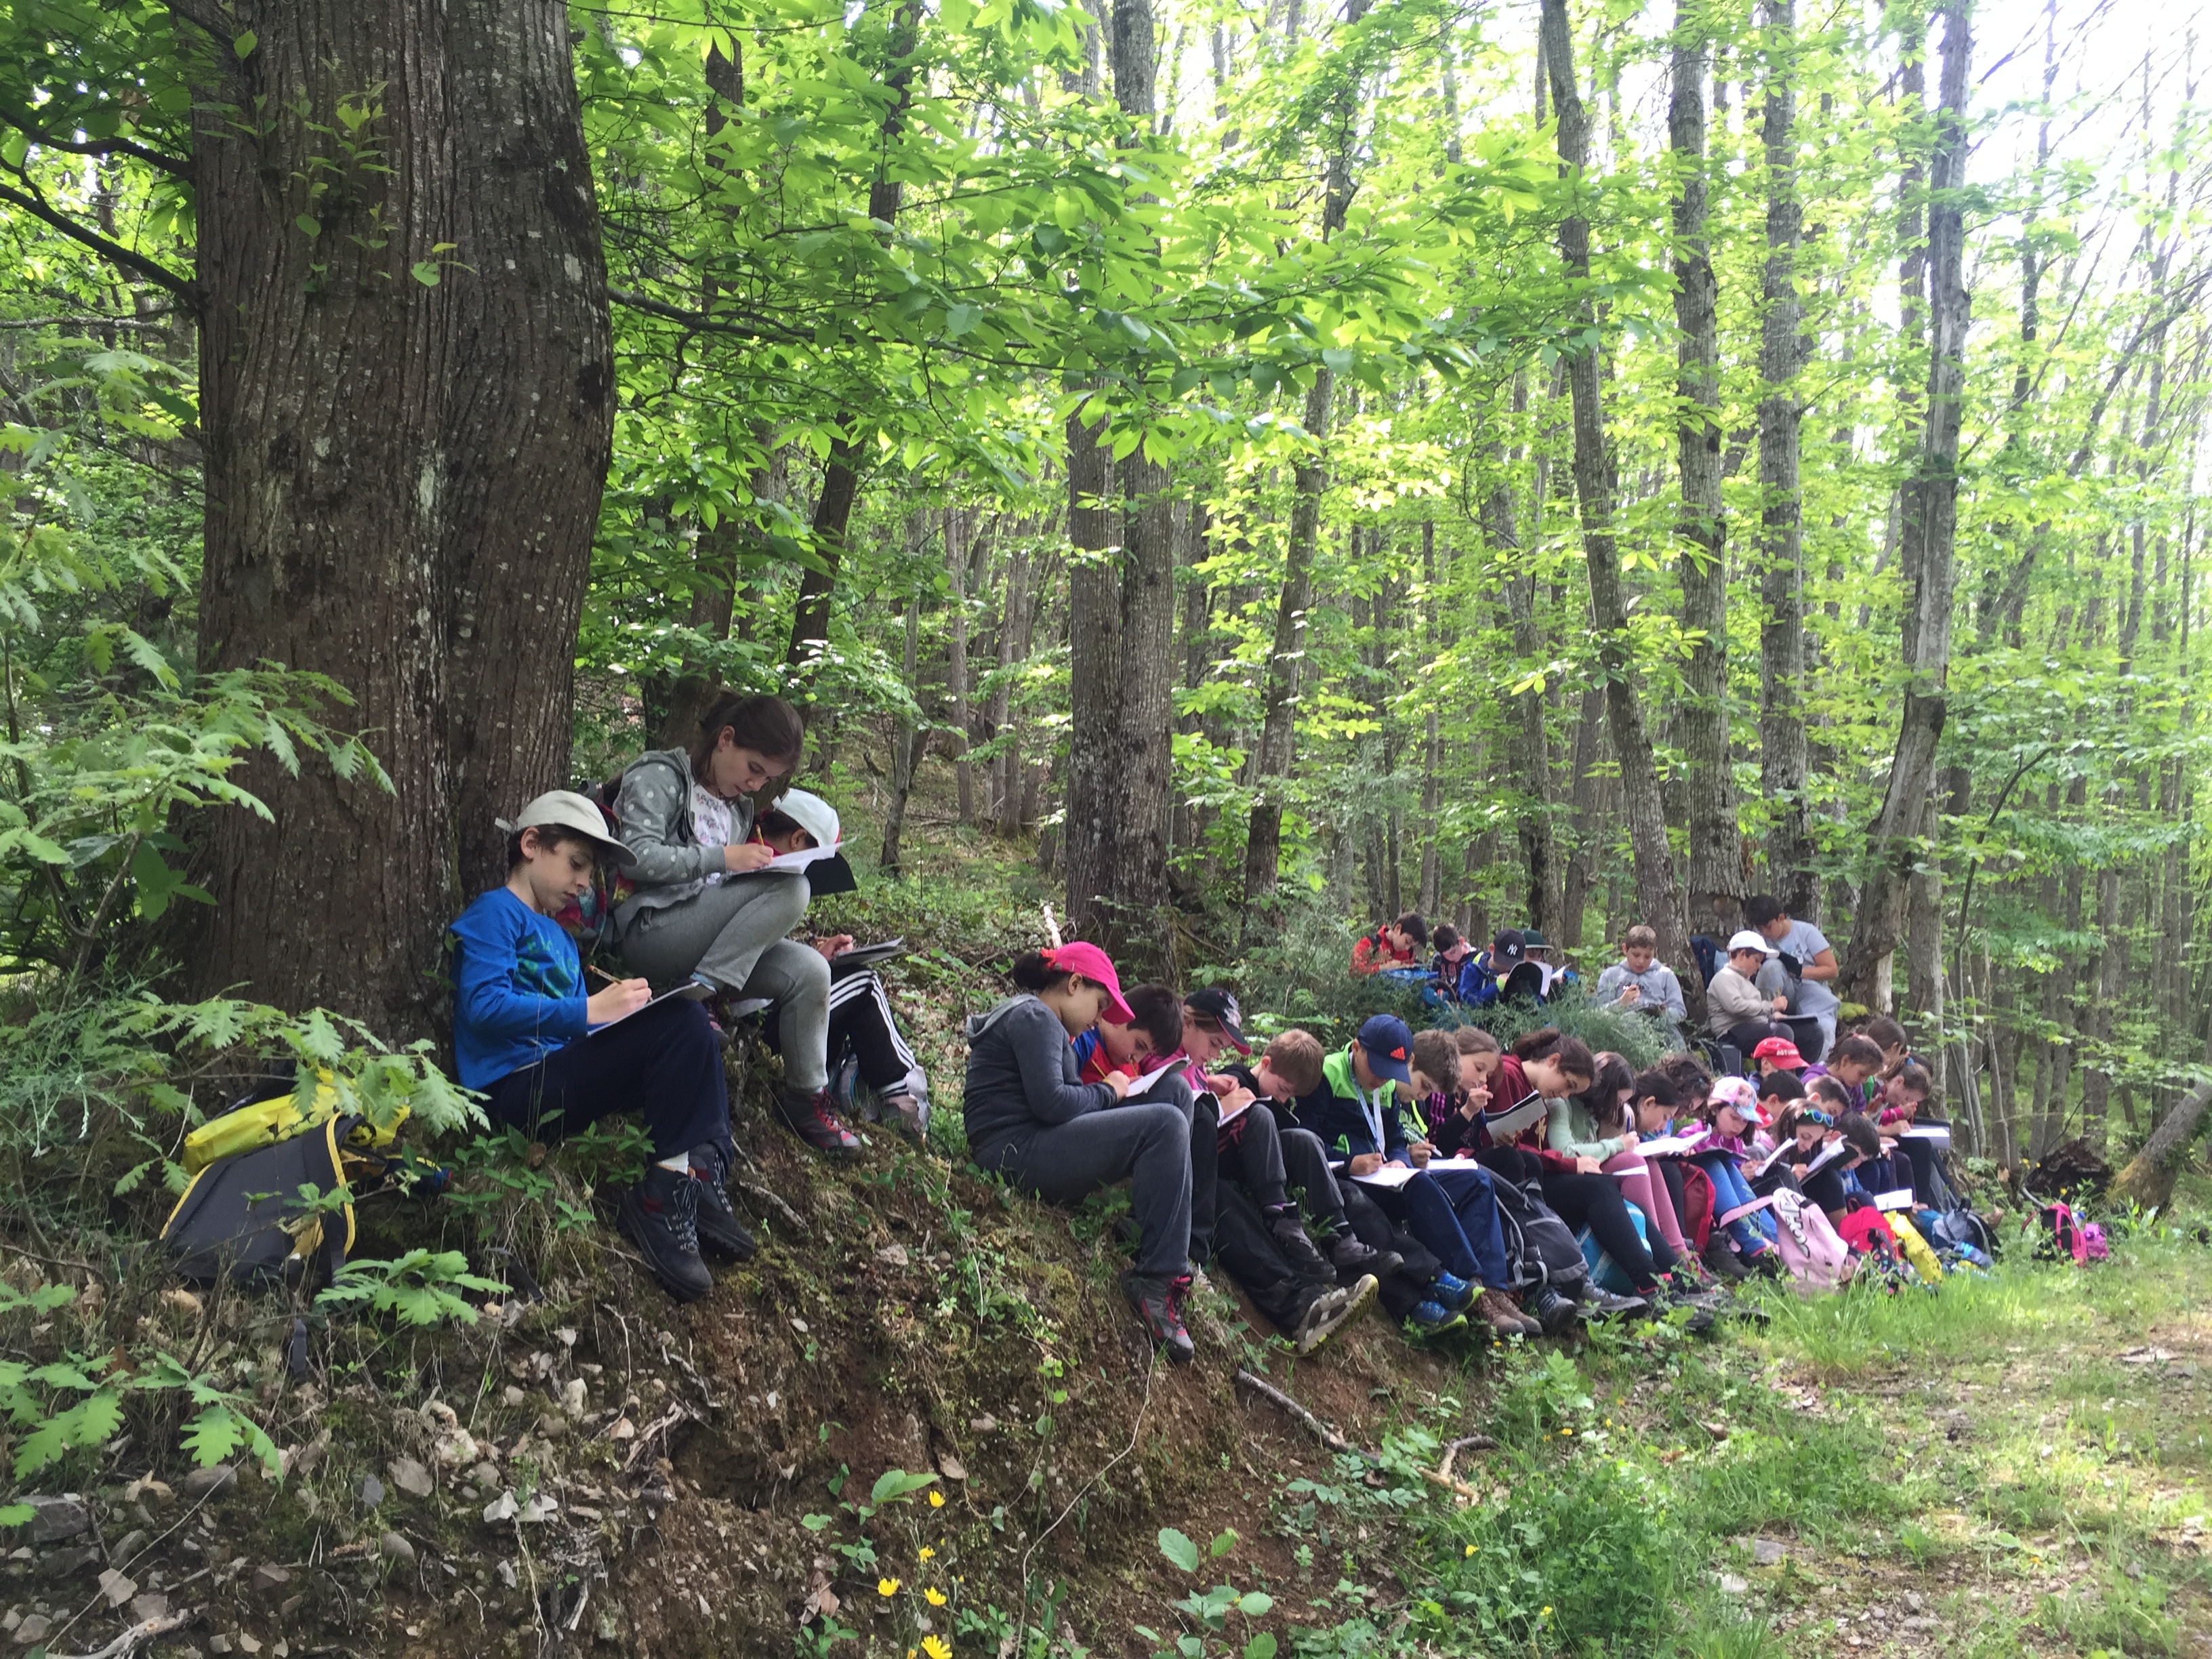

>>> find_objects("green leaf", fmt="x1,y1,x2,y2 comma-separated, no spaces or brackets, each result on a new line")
0,1505,30,1528
295,215,322,239
410,262,442,287
232,29,257,57
869,1468,938,1504
1244,1638,1277,1659
1235,1591,1274,1616
1210,1528,1238,1558
1158,1527,1200,1572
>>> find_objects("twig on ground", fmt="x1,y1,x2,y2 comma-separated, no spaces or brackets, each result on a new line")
49,1610,194,1659
1233,1369,1482,1500
733,1179,809,1238
621,1402,696,1472
1437,1433,1498,1485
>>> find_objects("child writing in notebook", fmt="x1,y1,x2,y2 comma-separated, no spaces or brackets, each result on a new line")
451,792,751,1305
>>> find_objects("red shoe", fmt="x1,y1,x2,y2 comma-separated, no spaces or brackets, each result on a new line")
775,1088,862,1161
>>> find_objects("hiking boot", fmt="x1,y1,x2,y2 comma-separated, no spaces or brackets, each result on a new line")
775,1088,862,1161
1475,1288,1541,1337
1746,1248,1785,1280
1408,1299,1467,1336
1269,1212,1334,1285
1328,1232,1403,1284
1431,1270,1477,1314
1530,1285,1578,1336
1292,1276,1378,1355
1702,1235,1752,1282
1122,1271,1195,1364
617,1166,713,1303
687,1149,757,1264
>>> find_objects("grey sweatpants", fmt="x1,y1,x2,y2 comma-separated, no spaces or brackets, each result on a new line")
973,1101,1193,1279
616,874,831,1094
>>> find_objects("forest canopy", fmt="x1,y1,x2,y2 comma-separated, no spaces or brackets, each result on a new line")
0,0,2207,1172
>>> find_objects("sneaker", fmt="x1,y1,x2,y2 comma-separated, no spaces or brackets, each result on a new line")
1746,1248,1785,1279
1122,1271,1195,1364
1530,1285,1578,1336
880,1092,930,1143
830,1053,861,1116
617,1166,713,1303
1475,1288,1541,1337
1328,1232,1403,1283
1702,1235,1752,1282
775,1088,862,1161
1269,1212,1335,1284
1407,1299,1467,1336
1580,1288,1654,1321
676,973,721,1002
1291,1276,1378,1355
687,1148,757,1264
1431,1270,1477,1313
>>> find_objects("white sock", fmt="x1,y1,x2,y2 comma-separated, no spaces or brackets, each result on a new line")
656,1153,693,1174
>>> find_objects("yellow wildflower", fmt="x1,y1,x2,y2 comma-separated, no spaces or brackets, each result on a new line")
925,1587,948,1606
919,1547,935,1560
1464,1544,1478,1556
1540,1606,1553,1618
878,1577,901,1597
929,1490,946,1509
923,1637,954,1659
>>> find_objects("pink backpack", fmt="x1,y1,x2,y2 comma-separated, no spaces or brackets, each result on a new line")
2080,1222,2110,1262
1769,1189,1854,1289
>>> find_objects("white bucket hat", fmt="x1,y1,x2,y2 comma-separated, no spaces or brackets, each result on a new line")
495,790,635,866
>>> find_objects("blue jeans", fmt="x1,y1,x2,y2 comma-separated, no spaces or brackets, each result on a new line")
1376,1166,1511,1291
1696,1155,1778,1256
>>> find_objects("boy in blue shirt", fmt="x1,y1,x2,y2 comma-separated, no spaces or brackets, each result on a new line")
449,791,750,1303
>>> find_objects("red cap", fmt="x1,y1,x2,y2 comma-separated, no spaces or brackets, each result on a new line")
1752,1037,1807,1070
1043,941,1134,1024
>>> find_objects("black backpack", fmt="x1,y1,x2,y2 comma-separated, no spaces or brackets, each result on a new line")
1491,1173,1589,1295
160,1115,359,1289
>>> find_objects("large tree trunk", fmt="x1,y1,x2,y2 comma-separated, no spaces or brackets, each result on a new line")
1063,0,1175,964
1669,26,1740,952
1540,0,1696,1005
1755,0,1814,916
185,0,613,1037
2113,1076,2212,1210
1841,0,1972,1006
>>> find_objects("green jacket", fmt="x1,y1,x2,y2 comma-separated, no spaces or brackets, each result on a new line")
1311,1046,1410,1162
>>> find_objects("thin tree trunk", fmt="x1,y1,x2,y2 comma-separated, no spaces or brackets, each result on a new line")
187,0,614,1033
1841,0,1972,1006
1670,22,1740,945
1419,520,1442,916
1756,0,1814,915
880,569,925,876
1558,684,1607,949
945,510,977,827
1493,374,1559,934
1540,0,1698,1008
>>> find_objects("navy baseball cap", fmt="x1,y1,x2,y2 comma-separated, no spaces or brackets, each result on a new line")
1356,1015,1414,1086
1183,987,1250,1052
1491,928,1527,964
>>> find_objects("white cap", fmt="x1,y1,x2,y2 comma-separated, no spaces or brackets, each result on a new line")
774,789,840,851
495,790,635,866
1727,929,1776,956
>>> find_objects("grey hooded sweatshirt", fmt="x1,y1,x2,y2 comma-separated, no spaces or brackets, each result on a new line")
611,747,758,933
960,995,1118,1156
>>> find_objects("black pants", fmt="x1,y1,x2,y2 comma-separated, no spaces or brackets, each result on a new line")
1210,1181,1328,1335
825,968,927,1100
485,996,731,1166
1654,1158,1690,1242
1339,1185,1441,1319
1538,1168,1666,1294
1719,1019,1790,1056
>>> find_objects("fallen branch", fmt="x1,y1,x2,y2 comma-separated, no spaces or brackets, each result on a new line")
1436,1433,1498,1485
1233,1369,1480,1500
52,1611,194,1659
622,1401,697,1471
734,1179,810,1240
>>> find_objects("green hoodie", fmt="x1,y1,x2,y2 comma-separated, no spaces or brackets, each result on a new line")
1314,1045,1409,1162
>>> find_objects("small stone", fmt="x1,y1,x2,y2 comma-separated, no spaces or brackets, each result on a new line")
237,1636,262,1655
358,1474,385,1511
559,1378,587,1419
98,1568,137,1607
138,1481,176,1511
112,1530,149,1565
936,1454,966,1482
272,1642,289,1658
388,1458,433,1500
875,1243,909,1268
38,1546,100,1579
483,1492,519,1525
968,1415,998,1433
608,1418,635,1442
1752,1539,1786,1566
181,1465,235,1499
12,1614,50,1647
556,1327,577,1349
129,1592,169,1622
249,1563,290,1596
379,1532,415,1568
161,1288,203,1317
1717,1573,1749,1596
23,1498,90,1544
208,1638,234,1656
535,1413,570,1440
790,1316,808,1334
501,1385,526,1408
277,1597,302,1622
1,1611,17,1632
470,1462,501,1488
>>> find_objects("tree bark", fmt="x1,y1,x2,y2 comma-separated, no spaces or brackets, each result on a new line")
1540,0,1698,1006
1755,0,1814,916
879,560,926,876
1841,0,1972,1006
186,0,614,1036
945,510,977,827
2113,1075,2212,1210
783,3,921,668
1668,23,1740,947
